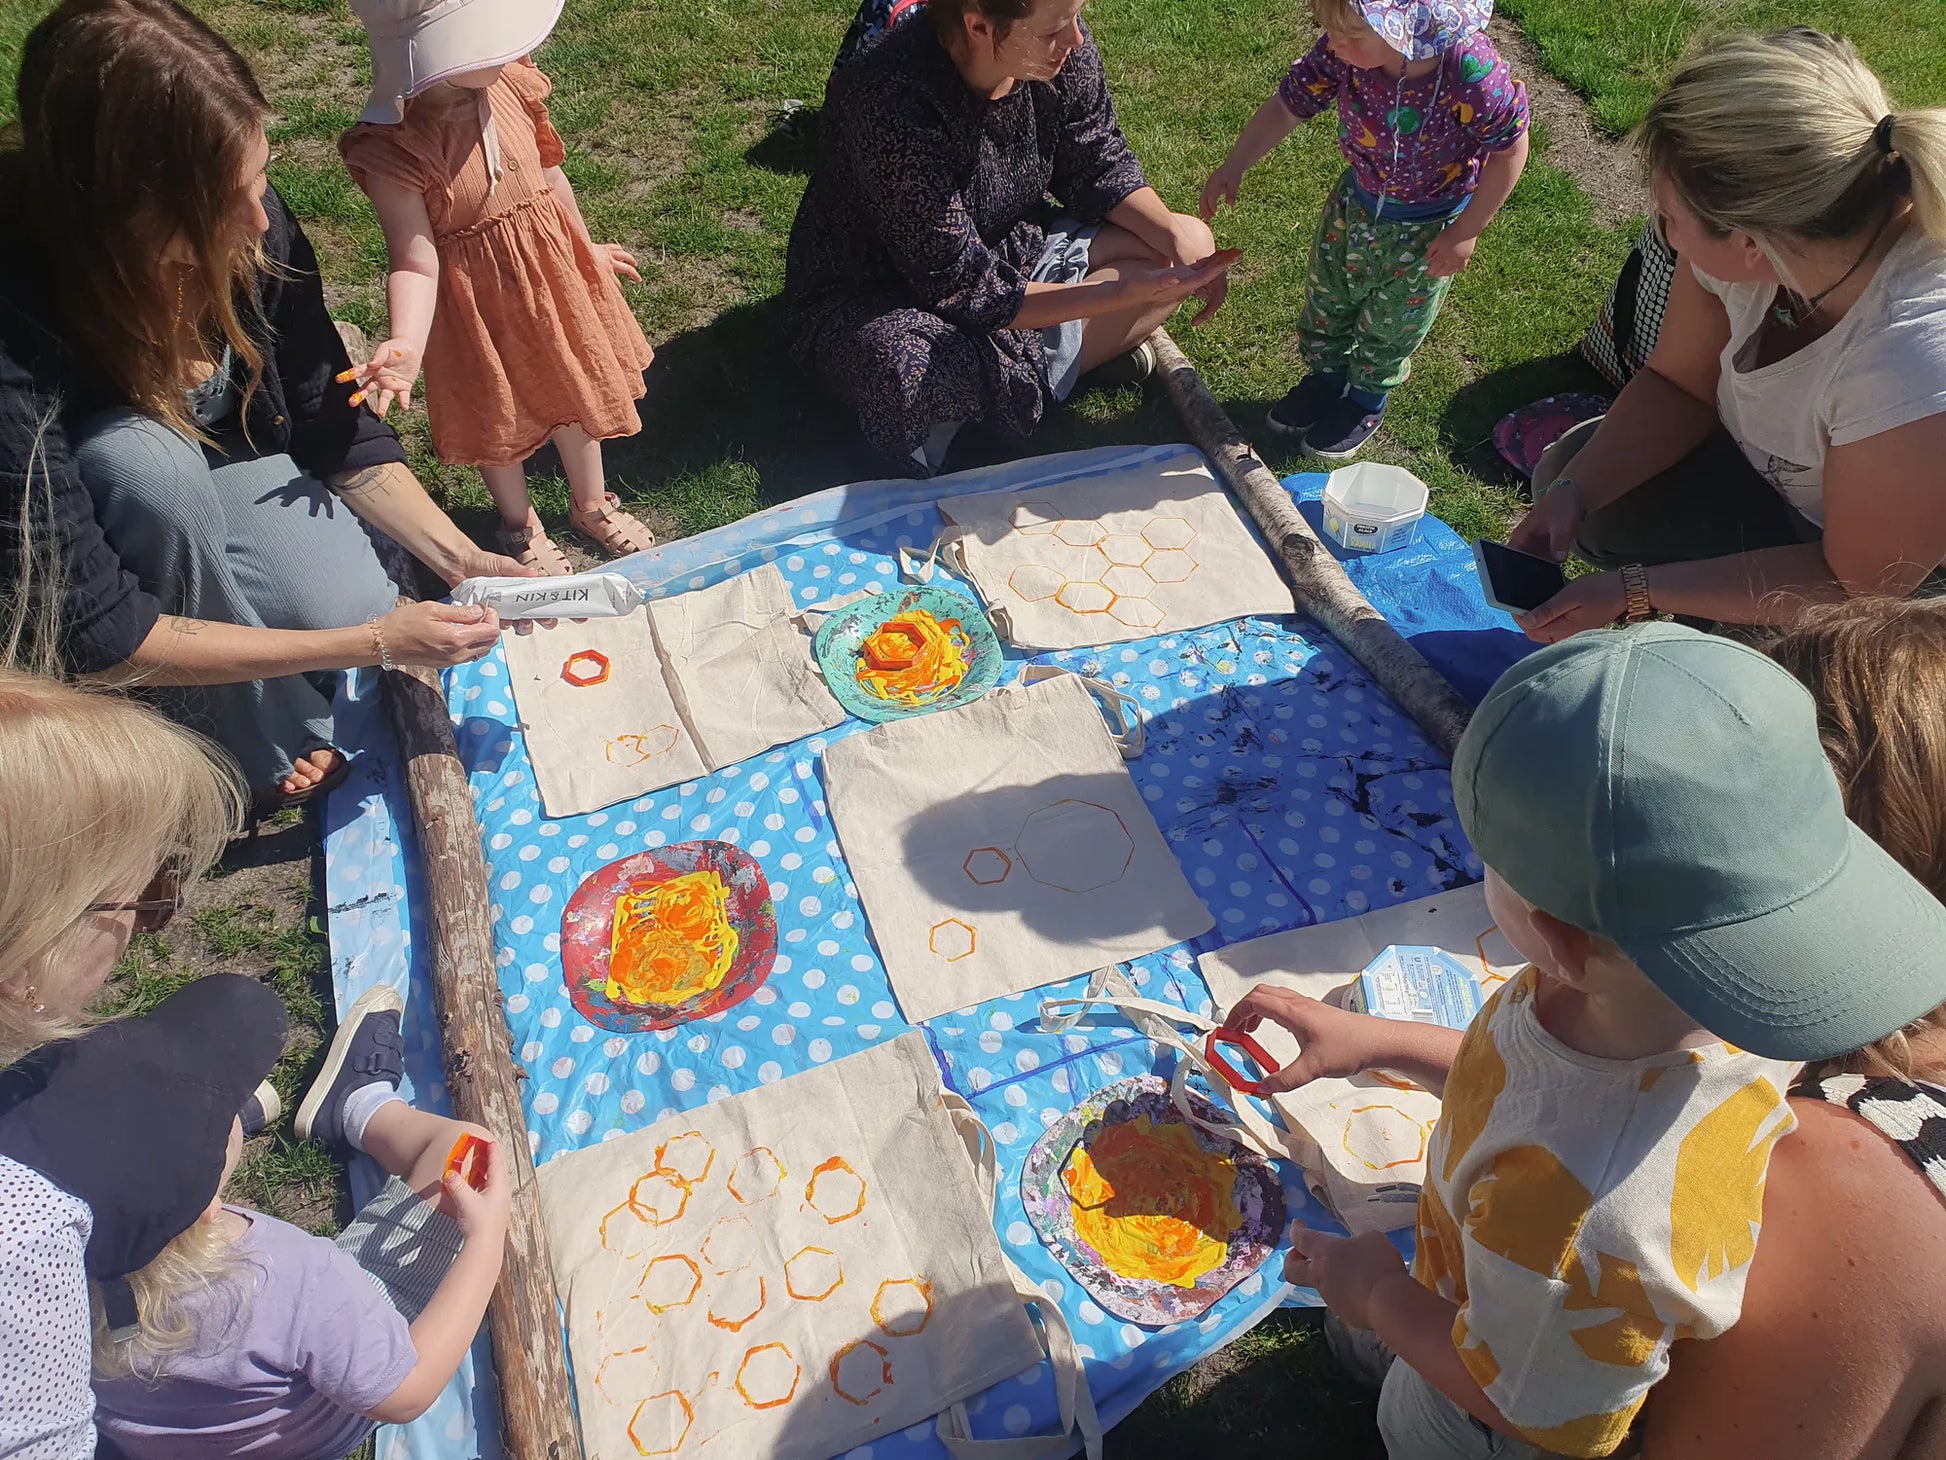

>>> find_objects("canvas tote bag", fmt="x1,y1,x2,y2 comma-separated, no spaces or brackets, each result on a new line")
540,1032,1100,1459
503,564,845,817
822,670,1212,1024
1196,883,1524,1233
907,456,1294,651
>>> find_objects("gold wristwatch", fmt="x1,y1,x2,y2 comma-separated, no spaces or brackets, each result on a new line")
1620,563,1654,624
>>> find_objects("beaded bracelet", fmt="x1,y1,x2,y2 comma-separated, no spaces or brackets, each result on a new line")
368,615,396,672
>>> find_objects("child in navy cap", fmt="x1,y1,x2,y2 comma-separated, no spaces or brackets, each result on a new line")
0,975,510,1460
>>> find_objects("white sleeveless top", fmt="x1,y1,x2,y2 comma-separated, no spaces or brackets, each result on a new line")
1693,229,1946,526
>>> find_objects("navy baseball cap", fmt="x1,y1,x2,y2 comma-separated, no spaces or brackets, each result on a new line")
0,975,286,1336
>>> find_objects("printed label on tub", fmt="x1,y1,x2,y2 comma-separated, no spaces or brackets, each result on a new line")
1348,945,1487,1030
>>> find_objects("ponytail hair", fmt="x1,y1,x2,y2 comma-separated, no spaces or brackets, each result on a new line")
1640,28,1946,249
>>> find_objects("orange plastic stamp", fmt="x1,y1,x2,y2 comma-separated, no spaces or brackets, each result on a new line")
446,1133,490,1192
562,649,612,687
1204,1029,1281,1096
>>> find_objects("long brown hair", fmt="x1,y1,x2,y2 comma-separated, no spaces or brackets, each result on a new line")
1766,597,1946,1079
11,0,270,440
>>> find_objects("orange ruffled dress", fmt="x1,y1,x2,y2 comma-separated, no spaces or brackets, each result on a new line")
339,59,653,467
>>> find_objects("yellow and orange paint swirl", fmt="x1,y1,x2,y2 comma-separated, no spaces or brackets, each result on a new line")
855,609,972,708
1062,1115,1243,1288
606,870,740,1009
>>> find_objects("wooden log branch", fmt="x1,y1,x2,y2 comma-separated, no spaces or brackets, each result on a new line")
384,661,583,1460
1150,328,1475,757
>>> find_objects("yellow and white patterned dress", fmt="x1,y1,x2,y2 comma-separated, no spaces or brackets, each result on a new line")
1414,968,1797,1457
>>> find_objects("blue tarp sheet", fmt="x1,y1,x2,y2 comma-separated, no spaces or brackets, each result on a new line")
322,444,1530,1458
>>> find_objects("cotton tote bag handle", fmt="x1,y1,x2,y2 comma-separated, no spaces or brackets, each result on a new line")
937,1093,1105,1460
1011,665,1145,758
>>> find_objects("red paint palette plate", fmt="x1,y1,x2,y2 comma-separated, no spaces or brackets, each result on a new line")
559,840,777,1033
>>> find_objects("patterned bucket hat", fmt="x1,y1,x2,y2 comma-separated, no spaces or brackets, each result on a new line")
1357,0,1493,60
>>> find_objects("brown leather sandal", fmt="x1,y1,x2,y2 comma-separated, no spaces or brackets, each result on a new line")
569,493,657,560
497,522,572,577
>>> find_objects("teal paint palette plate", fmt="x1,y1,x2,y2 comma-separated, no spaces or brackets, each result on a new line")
814,586,1004,723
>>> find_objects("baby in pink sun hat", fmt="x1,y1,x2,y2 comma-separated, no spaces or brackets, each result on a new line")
1203,0,1529,461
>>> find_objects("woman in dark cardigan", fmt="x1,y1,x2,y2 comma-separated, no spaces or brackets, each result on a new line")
784,0,1237,473
0,0,530,803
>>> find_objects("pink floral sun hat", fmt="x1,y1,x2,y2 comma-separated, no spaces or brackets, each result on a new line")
1357,0,1493,60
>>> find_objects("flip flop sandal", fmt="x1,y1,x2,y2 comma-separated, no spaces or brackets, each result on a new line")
569,493,657,560
497,523,573,577
253,744,352,820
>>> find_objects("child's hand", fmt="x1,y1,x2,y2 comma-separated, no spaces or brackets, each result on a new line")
594,243,643,283
1218,987,1390,1091
442,1134,512,1244
1425,230,1478,278
1284,1222,1406,1329
339,338,423,418
1200,162,1246,221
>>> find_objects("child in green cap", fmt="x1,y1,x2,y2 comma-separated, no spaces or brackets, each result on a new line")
1220,622,1946,1458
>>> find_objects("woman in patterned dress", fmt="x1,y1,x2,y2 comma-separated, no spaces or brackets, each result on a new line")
783,0,1238,473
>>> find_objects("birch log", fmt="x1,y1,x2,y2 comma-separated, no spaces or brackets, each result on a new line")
1149,328,1475,757
383,661,583,1460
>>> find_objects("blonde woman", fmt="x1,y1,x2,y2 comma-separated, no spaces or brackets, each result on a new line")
0,667,241,1459
1,0,529,806
1513,29,1946,639
1640,599,1946,1459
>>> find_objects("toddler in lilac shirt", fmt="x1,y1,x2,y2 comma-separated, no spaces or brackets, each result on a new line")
1204,0,1530,458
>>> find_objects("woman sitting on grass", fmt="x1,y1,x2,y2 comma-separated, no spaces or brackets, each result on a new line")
1513,29,1946,640
1,0,527,808
783,0,1238,475
0,667,243,1459
1640,598,1946,1459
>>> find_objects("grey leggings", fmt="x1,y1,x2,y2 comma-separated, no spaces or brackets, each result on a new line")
73,411,401,791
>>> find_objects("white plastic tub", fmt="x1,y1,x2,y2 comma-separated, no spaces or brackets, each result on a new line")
1321,463,1428,554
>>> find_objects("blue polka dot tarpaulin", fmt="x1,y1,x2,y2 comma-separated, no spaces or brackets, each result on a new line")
322,444,1529,1459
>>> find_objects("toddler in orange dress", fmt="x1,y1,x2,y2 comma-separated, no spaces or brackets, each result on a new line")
339,0,656,575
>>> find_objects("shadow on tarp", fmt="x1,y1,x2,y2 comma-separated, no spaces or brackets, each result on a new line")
1288,487,1533,706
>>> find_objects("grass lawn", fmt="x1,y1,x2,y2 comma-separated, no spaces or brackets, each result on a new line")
1498,0,1946,135
5,0,1913,1450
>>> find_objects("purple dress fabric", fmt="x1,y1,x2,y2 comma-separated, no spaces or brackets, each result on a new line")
783,19,1148,469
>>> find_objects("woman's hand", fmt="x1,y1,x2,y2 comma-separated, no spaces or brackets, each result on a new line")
340,339,423,418
1518,572,1624,644
377,601,503,667
1114,249,1242,315
1217,986,1389,1092
1200,162,1245,221
594,242,643,283
1424,229,1477,279
1508,481,1582,564
1160,213,1230,325
442,546,540,588
1284,1223,1407,1328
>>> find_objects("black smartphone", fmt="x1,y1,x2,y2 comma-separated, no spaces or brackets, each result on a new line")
1472,540,1567,614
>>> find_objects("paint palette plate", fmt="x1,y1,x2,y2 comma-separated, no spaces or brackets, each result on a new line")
1021,1075,1284,1327
560,840,777,1033
813,586,1004,723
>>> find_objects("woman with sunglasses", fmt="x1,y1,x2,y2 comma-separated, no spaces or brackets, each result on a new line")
0,666,242,1458
1511,29,1946,641
783,0,1238,475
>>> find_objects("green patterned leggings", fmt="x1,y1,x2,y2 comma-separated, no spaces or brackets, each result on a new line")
1298,172,1456,395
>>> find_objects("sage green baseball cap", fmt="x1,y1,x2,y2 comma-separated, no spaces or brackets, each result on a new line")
1453,623,1946,1060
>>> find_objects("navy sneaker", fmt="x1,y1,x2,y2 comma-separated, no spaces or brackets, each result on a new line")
1303,394,1388,460
240,1080,281,1138
294,985,404,1150
1265,374,1347,438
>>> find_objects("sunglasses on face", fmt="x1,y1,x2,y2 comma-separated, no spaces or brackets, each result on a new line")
87,868,184,935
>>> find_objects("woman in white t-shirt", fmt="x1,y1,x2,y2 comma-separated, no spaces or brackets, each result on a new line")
1513,29,1946,639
